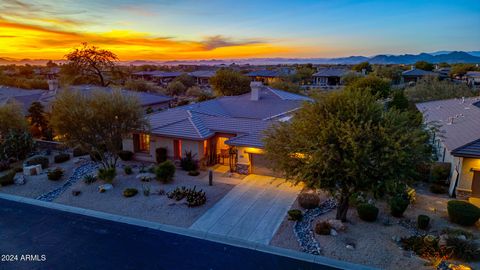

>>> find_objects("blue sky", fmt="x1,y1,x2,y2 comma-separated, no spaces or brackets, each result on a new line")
1,0,479,59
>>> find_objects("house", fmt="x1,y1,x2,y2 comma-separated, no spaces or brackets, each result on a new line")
246,69,293,84
188,70,216,87
312,68,350,87
0,86,52,113
123,82,312,176
465,71,480,88
402,68,439,83
416,97,480,200
131,71,183,86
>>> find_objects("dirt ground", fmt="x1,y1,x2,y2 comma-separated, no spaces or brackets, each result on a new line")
271,185,480,270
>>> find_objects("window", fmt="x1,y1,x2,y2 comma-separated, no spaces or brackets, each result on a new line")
137,133,150,152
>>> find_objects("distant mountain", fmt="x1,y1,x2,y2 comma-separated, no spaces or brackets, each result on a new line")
1,51,479,66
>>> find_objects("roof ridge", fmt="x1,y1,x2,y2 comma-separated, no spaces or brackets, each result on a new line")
187,110,207,138
452,138,480,154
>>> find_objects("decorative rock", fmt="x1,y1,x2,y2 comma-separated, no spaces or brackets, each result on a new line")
346,244,355,250
330,229,338,236
392,235,401,243
23,164,42,176
327,219,346,231
136,173,156,182
72,190,81,196
382,217,392,226
98,183,113,192
14,174,26,185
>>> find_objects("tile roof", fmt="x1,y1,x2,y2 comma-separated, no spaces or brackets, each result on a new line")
147,86,311,147
246,70,282,77
402,69,438,77
451,139,480,158
312,68,349,77
416,97,480,154
466,71,480,78
188,70,216,78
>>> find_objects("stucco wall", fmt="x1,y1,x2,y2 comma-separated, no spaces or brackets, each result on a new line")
458,157,480,191
122,138,134,152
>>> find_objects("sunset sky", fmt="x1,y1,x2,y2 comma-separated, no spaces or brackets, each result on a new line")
1,0,479,61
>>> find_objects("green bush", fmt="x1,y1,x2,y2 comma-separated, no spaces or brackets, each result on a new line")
72,146,88,157
288,209,303,221
118,150,134,161
54,153,70,163
0,160,10,172
98,168,116,183
0,170,16,186
155,148,167,163
155,160,176,183
25,155,49,169
47,168,64,181
445,237,480,261
390,195,410,217
430,162,451,184
124,166,133,175
417,215,430,230
123,188,138,198
349,192,366,207
180,151,198,171
188,170,200,176
447,200,480,226
83,174,97,185
429,184,447,194
298,191,320,209
357,203,379,222
314,221,331,235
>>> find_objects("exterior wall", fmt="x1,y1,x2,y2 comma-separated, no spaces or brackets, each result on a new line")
235,146,265,174
126,135,204,162
458,157,480,192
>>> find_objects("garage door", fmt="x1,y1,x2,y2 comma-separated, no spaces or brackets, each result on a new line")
250,154,279,176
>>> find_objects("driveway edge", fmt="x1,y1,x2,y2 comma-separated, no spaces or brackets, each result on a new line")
0,193,375,270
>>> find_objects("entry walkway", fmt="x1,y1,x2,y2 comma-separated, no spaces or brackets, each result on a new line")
190,174,302,244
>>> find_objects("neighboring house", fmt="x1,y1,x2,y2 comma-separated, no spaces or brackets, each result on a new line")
416,97,480,200
312,68,350,87
402,68,439,83
123,82,312,176
0,86,52,113
435,67,451,80
465,71,480,88
131,71,183,85
188,70,216,87
246,69,293,84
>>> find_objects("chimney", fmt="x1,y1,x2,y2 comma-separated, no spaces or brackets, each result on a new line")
410,65,415,70
250,81,262,101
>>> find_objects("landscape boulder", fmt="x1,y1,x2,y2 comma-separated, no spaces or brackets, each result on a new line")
14,174,25,185
327,219,346,231
98,183,113,193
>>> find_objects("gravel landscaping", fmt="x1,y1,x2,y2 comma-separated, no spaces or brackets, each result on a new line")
271,184,480,270
54,164,236,228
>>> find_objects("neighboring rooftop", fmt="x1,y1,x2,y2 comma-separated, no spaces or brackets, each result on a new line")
402,68,438,77
188,70,216,78
246,70,284,77
416,97,480,154
312,68,349,77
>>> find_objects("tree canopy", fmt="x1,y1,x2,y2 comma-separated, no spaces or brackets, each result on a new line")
414,61,434,71
404,76,474,102
50,89,147,169
166,81,187,96
449,63,478,78
0,102,27,138
352,62,372,73
269,80,301,94
210,69,251,96
27,101,50,139
172,74,196,88
263,88,431,221
0,103,33,161
64,43,118,87
345,75,391,98
373,65,404,84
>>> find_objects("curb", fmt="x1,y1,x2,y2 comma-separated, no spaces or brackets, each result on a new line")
0,193,376,270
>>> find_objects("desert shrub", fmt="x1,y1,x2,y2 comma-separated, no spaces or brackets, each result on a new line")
180,151,198,171
124,79,161,92
430,162,451,184
188,170,200,176
0,160,10,172
166,186,206,207
445,237,480,261
89,151,103,162
288,209,303,221
167,186,188,201
417,215,430,230
405,76,474,102
155,148,167,163
98,168,116,183
155,160,175,183
349,192,366,207
0,131,35,161
447,200,480,226
357,203,379,222
314,221,331,235
47,168,64,181
118,150,134,161
72,146,88,157
124,166,133,175
0,170,16,186
401,235,440,258
441,227,476,240
298,191,320,209
54,153,70,163
429,184,447,194
123,188,138,198
25,155,49,169
83,174,97,185
390,195,410,217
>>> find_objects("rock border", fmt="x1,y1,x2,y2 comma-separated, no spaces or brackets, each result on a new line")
293,198,337,255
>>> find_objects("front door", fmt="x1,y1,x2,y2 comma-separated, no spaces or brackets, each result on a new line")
472,171,480,197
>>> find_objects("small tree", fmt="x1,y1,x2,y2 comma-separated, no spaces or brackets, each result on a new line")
346,75,391,98
64,43,118,87
0,102,27,137
27,101,49,139
166,81,187,96
264,89,431,221
173,74,196,88
0,103,33,161
210,69,251,96
269,80,301,94
414,61,434,71
352,62,373,73
50,89,148,169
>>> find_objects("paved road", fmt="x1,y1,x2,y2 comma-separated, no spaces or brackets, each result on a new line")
0,198,336,270
190,175,302,244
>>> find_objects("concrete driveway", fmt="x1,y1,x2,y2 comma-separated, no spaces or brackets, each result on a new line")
190,174,302,244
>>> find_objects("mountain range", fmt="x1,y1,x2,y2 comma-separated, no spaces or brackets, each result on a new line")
1,51,479,66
